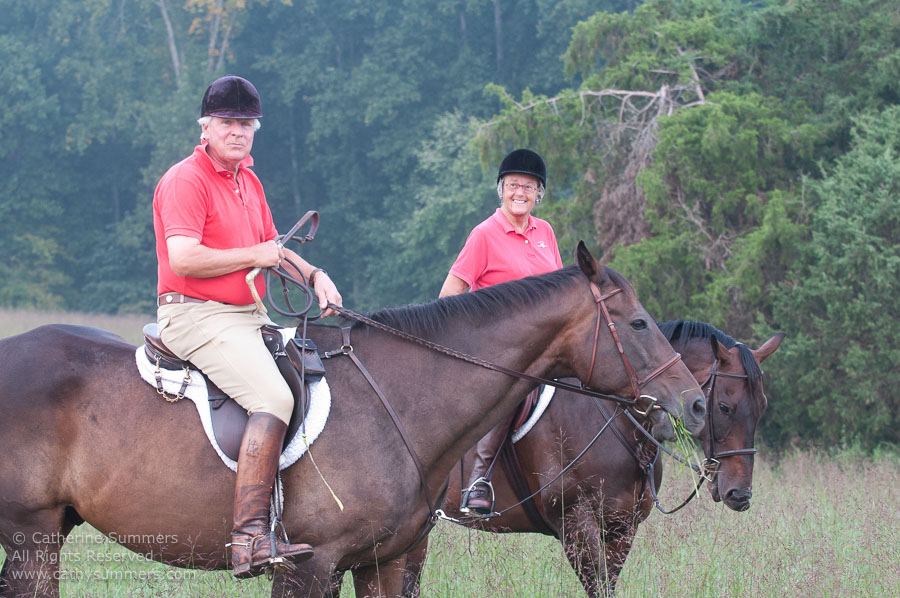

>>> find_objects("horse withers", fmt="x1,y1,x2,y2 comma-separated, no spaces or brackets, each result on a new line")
0,242,705,598
376,320,783,598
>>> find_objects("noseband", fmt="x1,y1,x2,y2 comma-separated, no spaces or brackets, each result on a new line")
585,284,683,416
699,359,758,479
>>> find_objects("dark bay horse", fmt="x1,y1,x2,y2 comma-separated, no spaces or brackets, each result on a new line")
377,320,783,598
0,243,706,598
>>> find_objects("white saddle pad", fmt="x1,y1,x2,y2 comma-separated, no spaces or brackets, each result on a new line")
134,327,330,472
511,385,556,443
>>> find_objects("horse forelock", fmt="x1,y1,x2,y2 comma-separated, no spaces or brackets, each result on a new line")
359,265,585,339
603,266,637,300
659,319,765,416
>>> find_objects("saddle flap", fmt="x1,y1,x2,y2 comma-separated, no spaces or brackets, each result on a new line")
142,323,318,462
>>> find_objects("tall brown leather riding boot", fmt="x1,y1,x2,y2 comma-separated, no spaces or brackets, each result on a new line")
229,412,313,578
460,410,517,515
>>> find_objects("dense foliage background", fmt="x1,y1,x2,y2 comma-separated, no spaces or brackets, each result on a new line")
1,0,897,450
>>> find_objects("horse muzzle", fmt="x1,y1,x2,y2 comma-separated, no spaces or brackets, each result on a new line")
716,486,752,512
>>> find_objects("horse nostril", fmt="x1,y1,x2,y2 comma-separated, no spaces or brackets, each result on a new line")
691,394,706,419
726,488,752,503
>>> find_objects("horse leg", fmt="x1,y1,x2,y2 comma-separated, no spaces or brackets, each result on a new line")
270,559,339,598
399,540,428,598
598,520,639,598
562,500,636,598
351,554,414,598
561,504,603,597
0,507,74,598
322,569,346,597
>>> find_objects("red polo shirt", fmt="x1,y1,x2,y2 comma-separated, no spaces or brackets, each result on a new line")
449,208,563,291
153,144,278,305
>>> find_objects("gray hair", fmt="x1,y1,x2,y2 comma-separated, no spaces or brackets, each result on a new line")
197,116,261,142
497,176,546,204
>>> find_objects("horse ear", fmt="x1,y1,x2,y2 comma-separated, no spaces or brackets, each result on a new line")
752,332,785,364
714,338,734,364
576,241,608,284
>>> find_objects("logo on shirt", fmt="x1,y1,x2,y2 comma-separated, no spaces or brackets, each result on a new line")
536,241,549,249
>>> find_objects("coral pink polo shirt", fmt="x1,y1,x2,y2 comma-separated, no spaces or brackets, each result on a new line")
153,144,278,305
449,208,563,291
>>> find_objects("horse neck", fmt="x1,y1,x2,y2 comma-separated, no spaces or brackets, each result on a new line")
377,281,589,474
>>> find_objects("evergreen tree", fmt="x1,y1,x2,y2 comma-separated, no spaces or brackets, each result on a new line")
764,107,900,448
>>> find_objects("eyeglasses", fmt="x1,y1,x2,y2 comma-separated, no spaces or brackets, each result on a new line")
504,182,538,194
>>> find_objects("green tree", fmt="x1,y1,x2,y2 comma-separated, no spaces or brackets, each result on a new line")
384,111,494,302
738,0,900,157
764,107,900,449
0,0,268,312
242,0,615,307
0,1,73,308
610,90,819,331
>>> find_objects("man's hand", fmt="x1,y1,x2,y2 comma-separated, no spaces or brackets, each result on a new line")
281,248,342,317
311,271,342,318
254,240,285,269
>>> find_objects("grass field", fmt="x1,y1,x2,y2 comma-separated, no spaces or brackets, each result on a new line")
0,307,152,345
2,309,899,597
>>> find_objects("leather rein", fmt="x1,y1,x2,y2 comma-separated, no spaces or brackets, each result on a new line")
259,259,685,546
322,281,683,531
328,284,682,416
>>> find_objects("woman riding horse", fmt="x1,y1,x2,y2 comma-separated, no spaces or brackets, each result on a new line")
439,148,563,515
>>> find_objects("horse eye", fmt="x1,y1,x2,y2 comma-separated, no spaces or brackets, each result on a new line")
719,402,733,415
630,319,648,331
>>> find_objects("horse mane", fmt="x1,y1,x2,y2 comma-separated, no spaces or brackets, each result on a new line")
658,319,765,413
358,264,626,339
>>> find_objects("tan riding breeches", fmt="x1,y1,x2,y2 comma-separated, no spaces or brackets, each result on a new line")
157,301,294,424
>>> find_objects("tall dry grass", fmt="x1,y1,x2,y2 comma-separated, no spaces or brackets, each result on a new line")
416,449,900,597
0,450,895,597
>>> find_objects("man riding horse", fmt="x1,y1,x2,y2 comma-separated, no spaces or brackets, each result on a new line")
152,75,343,577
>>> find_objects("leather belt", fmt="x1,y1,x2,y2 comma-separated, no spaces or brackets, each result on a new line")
157,292,207,307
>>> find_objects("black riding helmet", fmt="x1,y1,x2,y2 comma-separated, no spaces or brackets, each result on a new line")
200,75,263,119
497,148,546,188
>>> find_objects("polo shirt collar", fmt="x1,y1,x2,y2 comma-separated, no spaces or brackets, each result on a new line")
492,207,536,234
194,142,254,174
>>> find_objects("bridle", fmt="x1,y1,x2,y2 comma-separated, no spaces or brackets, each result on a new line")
328,280,685,523
623,354,758,514
433,283,685,526
587,285,684,416
697,358,758,480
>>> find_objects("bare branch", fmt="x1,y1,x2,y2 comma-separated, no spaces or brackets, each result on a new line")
206,0,222,72
676,44,705,103
476,79,712,259
156,0,182,86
